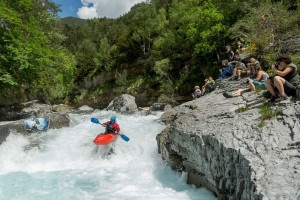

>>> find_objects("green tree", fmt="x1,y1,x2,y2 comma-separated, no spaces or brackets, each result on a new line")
127,1,168,56
186,2,225,56
92,37,117,74
154,58,176,103
0,0,75,102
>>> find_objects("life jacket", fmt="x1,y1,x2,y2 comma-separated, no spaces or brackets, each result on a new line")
105,121,120,133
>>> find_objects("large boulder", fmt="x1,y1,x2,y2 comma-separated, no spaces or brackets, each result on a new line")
106,94,138,112
157,76,300,199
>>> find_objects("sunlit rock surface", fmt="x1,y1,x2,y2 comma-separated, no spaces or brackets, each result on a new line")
157,78,300,199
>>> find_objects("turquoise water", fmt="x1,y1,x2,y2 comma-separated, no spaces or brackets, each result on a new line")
0,110,216,200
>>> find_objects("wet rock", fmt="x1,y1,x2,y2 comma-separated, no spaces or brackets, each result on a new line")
150,103,172,112
0,101,71,145
106,94,138,112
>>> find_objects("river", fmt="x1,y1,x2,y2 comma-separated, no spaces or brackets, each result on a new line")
0,110,216,200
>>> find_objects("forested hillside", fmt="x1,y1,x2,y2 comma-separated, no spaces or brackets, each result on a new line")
1,0,300,107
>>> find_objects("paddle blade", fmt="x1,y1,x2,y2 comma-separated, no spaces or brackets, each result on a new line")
120,134,130,142
91,118,100,124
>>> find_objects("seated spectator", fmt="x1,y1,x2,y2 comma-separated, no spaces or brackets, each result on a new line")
249,65,269,90
247,58,259,70
223,64,269,98
219,59,234,79
266,55,300,102
236,41,246,54
192,86,202,99
225,45,235,61
246,58,260,78
208,76,215,87
201,79,214,95
229,58,247,80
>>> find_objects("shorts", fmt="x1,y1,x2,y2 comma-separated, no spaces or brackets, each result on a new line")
283,80,296,96
240,70,248,77
271,78,297,96
252,80,266,90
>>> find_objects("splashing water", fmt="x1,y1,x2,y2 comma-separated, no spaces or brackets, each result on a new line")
0,110,216,200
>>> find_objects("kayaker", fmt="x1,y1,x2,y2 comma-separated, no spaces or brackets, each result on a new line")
102,116,120,134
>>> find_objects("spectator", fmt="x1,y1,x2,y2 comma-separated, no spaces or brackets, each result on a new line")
266,55,300,102
225,45,234,61
201,79,214,95
249,64,269,91
247,58,260,78
192,86,202,99
236,41,246,54
208,76,215,87
247,57,259,67
219,59,234,79
223,64,269,98
229,58,247,81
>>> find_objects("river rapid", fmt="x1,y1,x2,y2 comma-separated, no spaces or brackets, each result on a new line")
0,110,216,200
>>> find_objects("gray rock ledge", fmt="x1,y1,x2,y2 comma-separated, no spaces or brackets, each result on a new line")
156,85,300,199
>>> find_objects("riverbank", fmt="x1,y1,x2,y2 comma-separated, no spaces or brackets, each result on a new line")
157,78,300,199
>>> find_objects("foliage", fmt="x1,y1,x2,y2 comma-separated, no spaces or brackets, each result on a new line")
185,2,226,56
235,106,249,113
92,37,116,74
126,76,146,94
154,59,173,92
258,103,282,127
228,0,300,65
0,0,75,102
2,0,300,106
115,70,128,93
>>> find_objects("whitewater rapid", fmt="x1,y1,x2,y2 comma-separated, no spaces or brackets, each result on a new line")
0,110,216,200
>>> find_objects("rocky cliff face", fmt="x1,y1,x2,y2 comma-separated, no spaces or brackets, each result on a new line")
156,78,300,199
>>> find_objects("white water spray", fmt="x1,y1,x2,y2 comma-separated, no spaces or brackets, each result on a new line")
0,110,215,200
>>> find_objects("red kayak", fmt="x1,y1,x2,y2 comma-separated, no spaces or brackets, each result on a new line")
93,133,118,145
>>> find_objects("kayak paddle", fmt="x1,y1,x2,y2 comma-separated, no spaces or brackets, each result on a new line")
90,118,130,142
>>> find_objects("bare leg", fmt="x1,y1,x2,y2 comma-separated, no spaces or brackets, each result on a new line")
266,79,277,96
232,68,237,77
232,88,245,97
248,79,255,91
273,76,286,96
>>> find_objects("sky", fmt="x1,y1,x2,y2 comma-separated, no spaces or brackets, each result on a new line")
51,0,147,19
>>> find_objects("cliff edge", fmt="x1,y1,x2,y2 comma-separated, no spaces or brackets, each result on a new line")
156,78,300,199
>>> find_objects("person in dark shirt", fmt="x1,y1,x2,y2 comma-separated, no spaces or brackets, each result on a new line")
266,55,300,102
225,45,234,61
